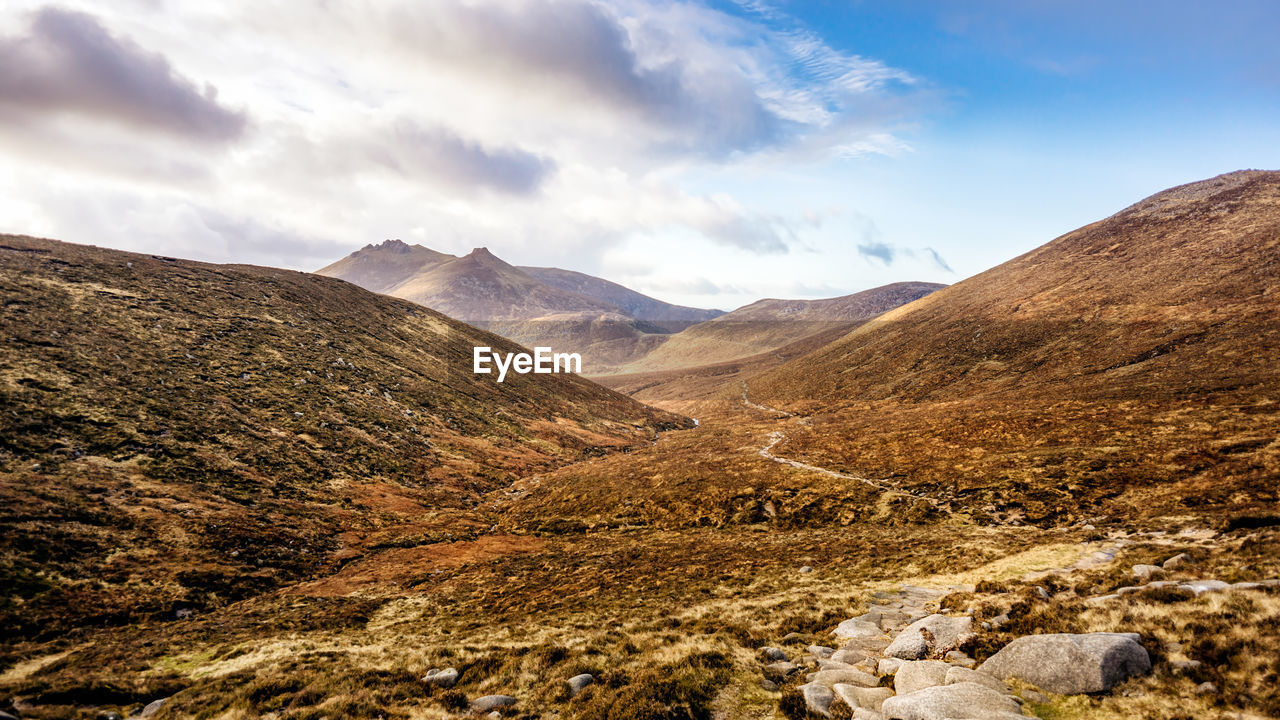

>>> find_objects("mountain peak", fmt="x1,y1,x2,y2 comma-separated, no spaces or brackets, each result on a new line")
467,246,498,259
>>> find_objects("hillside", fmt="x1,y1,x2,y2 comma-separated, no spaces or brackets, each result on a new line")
743,169,1280,523
0,235,682,641
319,243,723,373
610,281,945,375
519,265,723,333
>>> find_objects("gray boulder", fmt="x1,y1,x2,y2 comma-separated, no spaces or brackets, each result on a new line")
799,682,835,718
834,618,885,641
761,646,788,662
884,614,974,660
1132,564,1164,580
131,698,167,720
470,695,517,712
894,660,950,695
423,667,459,688
831,645,871,665
880,682,1023,720
567,673,594,697
978,632,1151,694
808,645,836,658
878,657,903,676
1162,553,1190,570
853,709,887,720
943,665,1010,693
1181,580,1230,595
764,661,803,681
809,667,879,688
832,683,894,712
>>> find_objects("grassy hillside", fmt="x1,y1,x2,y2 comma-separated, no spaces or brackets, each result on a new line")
0,235,682,642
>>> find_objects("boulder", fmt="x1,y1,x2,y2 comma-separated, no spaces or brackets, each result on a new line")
423,667,459,688
834,618,885,641
567,673,594,697
1162,553,1190,570
764,661,803,681
978,632,1151,694
878,658,903,676
1132,564,1164,580
133,698,167,719
761,646,788,662
831,645,871,665
808,667,879,688
943,650,975,668
1181,580,1230,595
832,683,894,712
853,709,887,720
883,615,974,660
894,660,950,695
943,666,1009,693
809,645,836,658
799,682,835,718
470,695,517,712
880,682,1023,720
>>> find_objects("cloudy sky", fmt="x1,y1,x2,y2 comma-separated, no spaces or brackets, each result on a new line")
2,1,1278,310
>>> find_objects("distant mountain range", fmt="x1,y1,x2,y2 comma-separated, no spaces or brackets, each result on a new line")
318,241,943,374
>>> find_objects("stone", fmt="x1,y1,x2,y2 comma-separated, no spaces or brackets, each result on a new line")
761,646,788,662
989,613,1010,630
895,660,950,695
809,645,836,659
800,566,814,573
978,632,1151,694
1084,594,1120,606
835,618,885,641
470,695,517,712
943,666,1010,693
818,659,860,671
800,682,835,718
764,661,802,681
136,698,167,719
424,667,459,688
853,709,887,720
1195,681,1218,695
943,650,975,668
567,673,594,697
1181,580,1230,595
783,632,809,643
1162,553,1191,570
1021,689,1049,704
883,615,974,660
1170,659,1201,673
809,668,879,688
1132,564,1164,580
832,683,894,712
831,646,870,665
880,682,1024,720
1230,582,1262,590
878,657,903,676
760,678,779,692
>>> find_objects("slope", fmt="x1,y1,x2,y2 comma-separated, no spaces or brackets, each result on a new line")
0,235,683,639
611,281,945,375
315,238,453,291
519,265,724,333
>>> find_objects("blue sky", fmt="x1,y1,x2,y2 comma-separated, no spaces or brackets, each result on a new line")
1,0,1277,310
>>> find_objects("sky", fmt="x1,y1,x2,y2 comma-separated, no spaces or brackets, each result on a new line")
1,1,1278,311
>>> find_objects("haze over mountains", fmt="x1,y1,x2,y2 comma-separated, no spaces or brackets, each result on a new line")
319,240,943,375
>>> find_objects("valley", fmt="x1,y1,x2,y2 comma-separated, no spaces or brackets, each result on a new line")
2,171,1279,720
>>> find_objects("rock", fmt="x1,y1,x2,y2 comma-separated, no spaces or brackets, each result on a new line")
853,709,887,720
470,695,517,712
1084,593,1120,606
1169,659,1201,673
800,682,835,718
760,678,779,692
424,667,459,688
1181,580,1230,595
567,673,594,697
988,613,1010,630
761,646,788,662
1230,581,1262,590
878,657,903,676
783,632,809,643
1195,681,1218,695
978,632,1151,694
883,615,974,660
880,682,1024,720
834,618,885,641
1115,585,1143,596
818,659,860,671
800,566,814,573
0,711,18,720
1162,553,1191,570
809,668,879,688
943,650,975,668
808,645,836,658
833,683,894,712
1035,586,1051,600
831,646,870,665
136,698,168,719
895,660,950,695
764,661,803,681
1132,564,1164,580
1021,689,1049,704
943,666,1009,693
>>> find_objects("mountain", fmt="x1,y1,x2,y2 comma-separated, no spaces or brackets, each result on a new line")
0,235,682,638
744,169,1280,523
318,242,723,373
518,265,723,333
610,281,945,375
